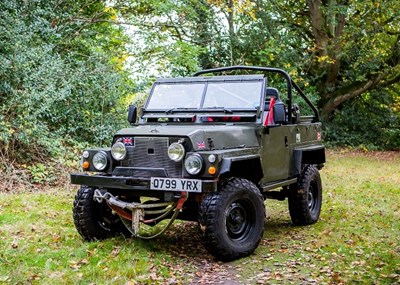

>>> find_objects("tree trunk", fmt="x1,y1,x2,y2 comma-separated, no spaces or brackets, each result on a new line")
227,0,234,65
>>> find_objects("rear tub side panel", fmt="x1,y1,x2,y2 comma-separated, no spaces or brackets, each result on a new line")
291,145,326,177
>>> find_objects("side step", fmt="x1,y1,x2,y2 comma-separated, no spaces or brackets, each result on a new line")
260,178,298,200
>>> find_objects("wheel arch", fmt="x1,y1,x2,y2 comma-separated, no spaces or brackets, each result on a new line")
219,155,263,185
291,145,325,176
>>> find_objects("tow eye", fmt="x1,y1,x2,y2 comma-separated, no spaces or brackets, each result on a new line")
93,190,188,239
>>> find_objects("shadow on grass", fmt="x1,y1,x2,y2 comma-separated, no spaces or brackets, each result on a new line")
120,215,299,262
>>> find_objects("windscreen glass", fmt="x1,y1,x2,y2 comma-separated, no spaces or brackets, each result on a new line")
203,82,262,108
146,80,263,110
146,83,204,109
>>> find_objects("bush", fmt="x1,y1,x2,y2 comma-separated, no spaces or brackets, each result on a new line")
324,89,400,150
0,0,134,164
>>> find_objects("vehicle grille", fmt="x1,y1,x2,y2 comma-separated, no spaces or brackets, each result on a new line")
120,137,182,178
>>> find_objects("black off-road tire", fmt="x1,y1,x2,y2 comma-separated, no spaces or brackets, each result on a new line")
198,178,265,261
73,186,131,241
288,165,322,225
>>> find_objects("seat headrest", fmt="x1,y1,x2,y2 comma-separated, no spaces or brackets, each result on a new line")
266,87,279,98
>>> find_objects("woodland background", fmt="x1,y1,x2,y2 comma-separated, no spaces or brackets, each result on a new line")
0,0,399,187
0,2,399,284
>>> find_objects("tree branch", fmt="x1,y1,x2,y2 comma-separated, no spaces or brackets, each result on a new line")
378,68,400,87
321,72,388,118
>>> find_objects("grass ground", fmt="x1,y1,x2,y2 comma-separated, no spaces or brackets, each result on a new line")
0,150,399,284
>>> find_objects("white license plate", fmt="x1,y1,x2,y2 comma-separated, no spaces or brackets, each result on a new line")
150,177,202,192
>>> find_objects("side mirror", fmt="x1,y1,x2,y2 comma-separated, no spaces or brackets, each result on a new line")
127,105,137,124
273,102,286,124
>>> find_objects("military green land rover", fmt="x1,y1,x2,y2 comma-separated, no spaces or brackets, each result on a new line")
71,66,325,261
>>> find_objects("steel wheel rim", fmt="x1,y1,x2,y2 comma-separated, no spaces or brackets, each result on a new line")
308,180,318,212
225,200,254,241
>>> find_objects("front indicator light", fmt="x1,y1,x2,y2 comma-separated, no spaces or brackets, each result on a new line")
82,161,90,170
92,151,108,171
184,154,203,175
208,166,216,175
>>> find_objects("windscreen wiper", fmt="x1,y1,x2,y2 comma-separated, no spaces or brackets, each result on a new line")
165,107,194,114
166,107,234,114
206,107,233,114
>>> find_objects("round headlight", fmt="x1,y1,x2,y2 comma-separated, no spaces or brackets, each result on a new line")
184,154,203,175
111,142,127,161
168,142,185,162
92,151,108,171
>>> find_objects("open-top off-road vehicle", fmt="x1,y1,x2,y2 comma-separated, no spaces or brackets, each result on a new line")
71,66,325,261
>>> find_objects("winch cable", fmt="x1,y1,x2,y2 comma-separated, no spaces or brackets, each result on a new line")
136,191,188,240
108,201,176,223
94,190,188,240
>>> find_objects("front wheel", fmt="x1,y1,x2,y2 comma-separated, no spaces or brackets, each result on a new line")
73,186,131,240
199,178,265,261
288,165,322,225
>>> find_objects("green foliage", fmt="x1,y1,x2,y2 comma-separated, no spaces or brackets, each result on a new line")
325,87,400,150
26,163,53,184
1,0,399,169
118,0,400,150
0,0,134,164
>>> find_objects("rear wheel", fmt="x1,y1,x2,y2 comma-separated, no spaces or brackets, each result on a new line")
73,186,131,240
288,165,322,225
199,178,265,261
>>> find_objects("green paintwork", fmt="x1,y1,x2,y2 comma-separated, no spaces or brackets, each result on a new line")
260,123,323,183
116,125,260,151
71,66,325,197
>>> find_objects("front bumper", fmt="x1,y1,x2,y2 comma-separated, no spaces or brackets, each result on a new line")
70,173,218,193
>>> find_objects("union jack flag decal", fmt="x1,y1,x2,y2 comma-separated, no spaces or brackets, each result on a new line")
196,141,206,149
121,137,134,146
